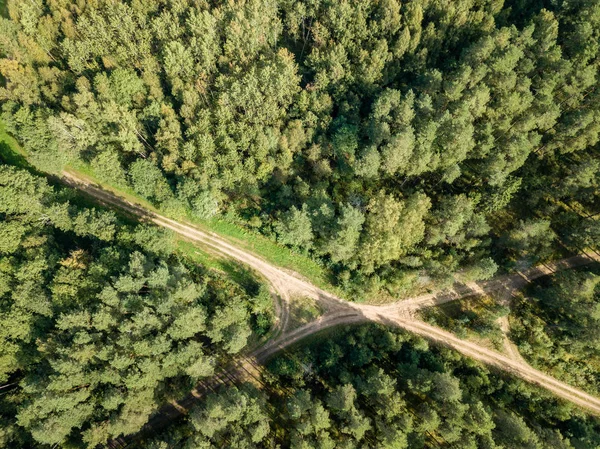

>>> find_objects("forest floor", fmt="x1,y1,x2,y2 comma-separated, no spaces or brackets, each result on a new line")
60,169,600,447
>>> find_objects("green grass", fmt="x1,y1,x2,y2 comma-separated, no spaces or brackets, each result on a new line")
287,295,323,330
0,122,58,184
176,239,268,291
177,240,228,271
197,215,332,289
67,161,159,213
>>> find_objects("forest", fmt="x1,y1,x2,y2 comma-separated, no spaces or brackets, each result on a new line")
144,324,600,449
0,165,273,448
1,0,600,448
511,266,600,395
0,0,598,298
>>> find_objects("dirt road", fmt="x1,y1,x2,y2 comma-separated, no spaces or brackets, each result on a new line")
61,170,600,446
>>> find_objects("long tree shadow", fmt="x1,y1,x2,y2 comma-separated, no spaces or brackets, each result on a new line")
0,141,46,177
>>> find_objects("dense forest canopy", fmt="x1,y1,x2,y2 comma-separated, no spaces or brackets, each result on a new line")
512,265,600,395
1,1,600,448
145,324,600,449
0,0,599,297
0,165,273,448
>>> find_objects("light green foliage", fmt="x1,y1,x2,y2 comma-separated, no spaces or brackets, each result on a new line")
426,195,479,246
2,0,599,296
0,166,271,448
128,224,176,256
188,386,271,448
90,150,127,186
460,257,499,282
129,159,172,202
275,205,314,250
359,191,430,272
324,204,365,263
502,219,557,264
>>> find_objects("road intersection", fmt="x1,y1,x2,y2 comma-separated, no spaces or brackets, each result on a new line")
61,170,600,447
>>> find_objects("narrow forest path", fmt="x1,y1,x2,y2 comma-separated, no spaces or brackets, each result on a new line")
61,170,600,448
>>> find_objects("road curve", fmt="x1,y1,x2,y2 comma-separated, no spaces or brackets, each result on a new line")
61,171,600,422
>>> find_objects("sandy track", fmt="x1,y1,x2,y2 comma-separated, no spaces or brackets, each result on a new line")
61,170,600,449
374,316,600,414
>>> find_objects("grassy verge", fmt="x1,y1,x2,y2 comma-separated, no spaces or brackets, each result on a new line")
198,216,330,286
0,121,29,167
176,239,267,292
67,161,159,212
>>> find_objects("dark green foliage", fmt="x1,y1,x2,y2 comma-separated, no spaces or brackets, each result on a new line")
1,1,599,447
2,0,599,297
0,165,272,448
144,324,600,448
512,266,600,395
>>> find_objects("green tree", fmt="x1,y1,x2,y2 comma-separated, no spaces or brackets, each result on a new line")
275,205,314,250
129,159,172,203
324,204,365,263
358,191,430,272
